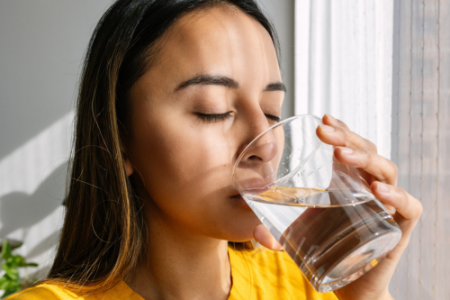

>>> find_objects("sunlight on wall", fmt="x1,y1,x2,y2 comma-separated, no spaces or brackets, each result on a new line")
0,111,74,200
0,111,74,277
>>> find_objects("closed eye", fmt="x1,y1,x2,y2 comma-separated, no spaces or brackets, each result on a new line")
197,112,280,123
197,112,232,122
266,114,281,123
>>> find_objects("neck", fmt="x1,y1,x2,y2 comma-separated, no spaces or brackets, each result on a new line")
126,199,231,300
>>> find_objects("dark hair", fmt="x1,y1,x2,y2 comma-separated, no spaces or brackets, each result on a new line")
45,0,280,294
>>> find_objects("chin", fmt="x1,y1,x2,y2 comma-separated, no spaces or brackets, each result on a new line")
216,217,261,242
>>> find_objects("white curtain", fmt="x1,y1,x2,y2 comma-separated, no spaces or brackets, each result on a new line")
295,0,394,159
391,0,450,299
295,0,450,298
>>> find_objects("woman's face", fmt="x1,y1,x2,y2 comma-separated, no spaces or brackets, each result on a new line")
123,5,284,242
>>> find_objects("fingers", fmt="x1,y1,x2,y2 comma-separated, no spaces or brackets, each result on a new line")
323,114,349,130
372,181,423,221
334,146,398,185
318,114,398,185
371,181,423,236
318,114,421,234
253,224,283,251
317,114,377,152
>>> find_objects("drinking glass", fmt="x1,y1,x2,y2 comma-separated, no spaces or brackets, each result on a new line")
232,115,401,292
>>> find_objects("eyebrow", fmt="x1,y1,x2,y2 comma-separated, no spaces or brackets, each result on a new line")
175,74,286,93
264,82,287,92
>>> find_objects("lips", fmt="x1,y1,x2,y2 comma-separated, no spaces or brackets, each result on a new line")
230,194,251,209
234,177,274,192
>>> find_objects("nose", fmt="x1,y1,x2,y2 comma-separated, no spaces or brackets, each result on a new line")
233,114,281,192
234,131,279,192
237,105,279,163
241,133,278,164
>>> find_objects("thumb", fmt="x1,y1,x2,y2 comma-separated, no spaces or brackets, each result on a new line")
253,224,283,250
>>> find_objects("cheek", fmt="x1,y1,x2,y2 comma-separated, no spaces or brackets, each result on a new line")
125,103,260,240
159,126,233,189
129,116,236,217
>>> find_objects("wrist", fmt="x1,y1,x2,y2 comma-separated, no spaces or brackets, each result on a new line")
383,292,394,300
377,290,394,300
334,289,394,300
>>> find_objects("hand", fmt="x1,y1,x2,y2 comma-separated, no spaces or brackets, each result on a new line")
253,114,423,300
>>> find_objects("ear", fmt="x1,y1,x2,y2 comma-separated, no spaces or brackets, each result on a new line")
120,146,134,177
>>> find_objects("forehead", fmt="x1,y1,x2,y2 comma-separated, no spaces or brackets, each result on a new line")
144,5,280,89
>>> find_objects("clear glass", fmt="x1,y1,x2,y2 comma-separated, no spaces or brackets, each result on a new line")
232,115,402,293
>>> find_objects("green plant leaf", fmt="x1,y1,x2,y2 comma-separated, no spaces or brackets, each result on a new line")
2,284,22,298
1,240,12,260
0,278,20,292
0,277,10,289
12,256,26,267
3,265,19,281
25,263,38,267
0,240,39,299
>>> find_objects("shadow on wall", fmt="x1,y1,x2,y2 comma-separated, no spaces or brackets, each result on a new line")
0,111,73,279
0,163,67,255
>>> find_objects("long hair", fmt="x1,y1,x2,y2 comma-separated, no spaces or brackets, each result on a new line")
44,0,280,294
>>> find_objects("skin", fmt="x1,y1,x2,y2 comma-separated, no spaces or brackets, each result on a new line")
121,5,423,300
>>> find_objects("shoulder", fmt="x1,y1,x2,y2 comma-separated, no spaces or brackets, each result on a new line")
4,280,139,300
228,246,338,300
4,284,80,300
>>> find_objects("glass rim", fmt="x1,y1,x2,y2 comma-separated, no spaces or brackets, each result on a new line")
231,114,323,190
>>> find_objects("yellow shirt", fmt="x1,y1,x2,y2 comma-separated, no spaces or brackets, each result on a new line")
6,246,338,300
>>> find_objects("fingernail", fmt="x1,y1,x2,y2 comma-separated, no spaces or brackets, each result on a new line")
339,147,354,155
326,114,337,123
272,240,284,251
377,182,389,193
320,124,335,132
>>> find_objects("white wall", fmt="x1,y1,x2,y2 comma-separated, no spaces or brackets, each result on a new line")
258,0,295,119
0,0,295,280
0,0,114,279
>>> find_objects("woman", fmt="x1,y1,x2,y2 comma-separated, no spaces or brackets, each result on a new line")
7,0,422,299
